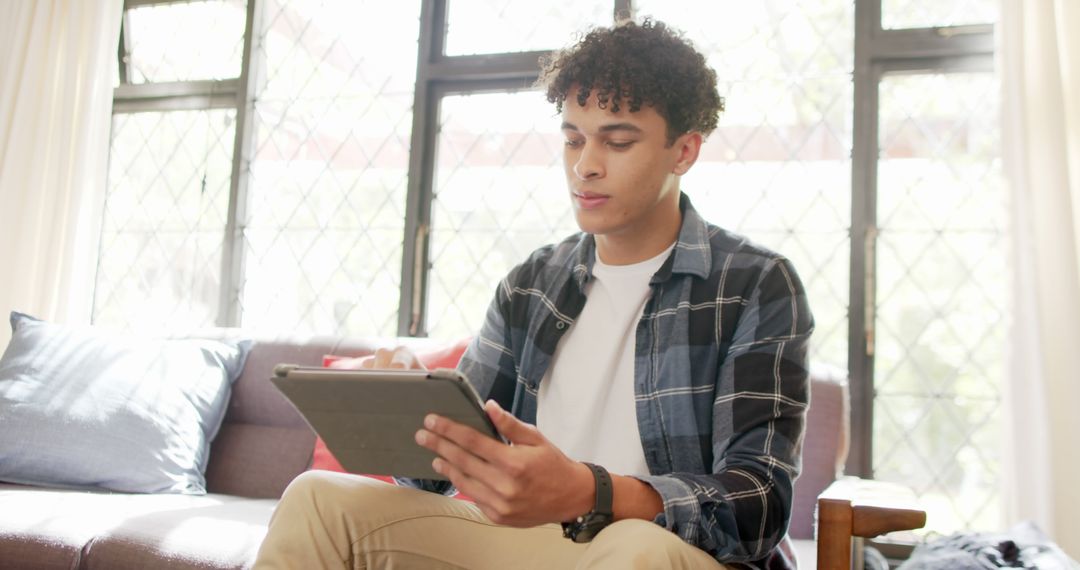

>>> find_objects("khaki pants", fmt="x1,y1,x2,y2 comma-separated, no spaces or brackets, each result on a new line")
253,471,728,570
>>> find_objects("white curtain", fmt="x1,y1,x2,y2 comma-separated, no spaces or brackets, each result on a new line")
0,0,122,348
1001,0,1080,558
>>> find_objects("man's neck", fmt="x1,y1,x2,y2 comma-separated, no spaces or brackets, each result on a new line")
595,208,682,265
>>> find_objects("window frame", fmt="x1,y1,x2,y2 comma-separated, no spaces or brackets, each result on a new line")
849,2,995,555
396,1,631,336
847,0,994,480
111,0,259,328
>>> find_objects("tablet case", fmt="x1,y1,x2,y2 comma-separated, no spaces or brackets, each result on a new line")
270,365,501,480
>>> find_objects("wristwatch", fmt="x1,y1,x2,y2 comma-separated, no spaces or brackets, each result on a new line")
562,462,614,542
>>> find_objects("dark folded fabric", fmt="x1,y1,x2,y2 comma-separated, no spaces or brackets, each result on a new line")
898,521,1079,570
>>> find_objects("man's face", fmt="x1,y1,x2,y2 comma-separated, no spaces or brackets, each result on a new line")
560,88,695,258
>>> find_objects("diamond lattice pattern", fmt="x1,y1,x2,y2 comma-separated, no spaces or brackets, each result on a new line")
635,0,854,370
125,0,246,83
94,109,237,331
239,0,420,336
882,0,998,30
427,92,579,340
444,0,612,56
874,72,1006,534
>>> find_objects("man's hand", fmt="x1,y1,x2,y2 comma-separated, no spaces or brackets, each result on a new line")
357,346,425,369
414,399,595,527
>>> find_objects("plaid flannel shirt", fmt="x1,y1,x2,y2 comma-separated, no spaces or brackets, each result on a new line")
418,193,813,565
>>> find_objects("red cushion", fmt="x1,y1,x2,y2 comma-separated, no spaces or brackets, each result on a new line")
309,338,472,482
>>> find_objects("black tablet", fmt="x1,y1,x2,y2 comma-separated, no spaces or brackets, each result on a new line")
270,365,504,480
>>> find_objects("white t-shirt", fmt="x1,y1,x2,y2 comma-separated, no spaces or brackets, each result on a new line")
535,243,675,477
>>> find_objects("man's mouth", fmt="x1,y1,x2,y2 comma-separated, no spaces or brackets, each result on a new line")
573,191,610,209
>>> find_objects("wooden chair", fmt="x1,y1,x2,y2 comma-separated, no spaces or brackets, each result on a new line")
815,476,927,569
791,368,927,568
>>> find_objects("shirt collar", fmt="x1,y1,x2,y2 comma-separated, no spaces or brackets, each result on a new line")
570,192,713,290
661,193,713,282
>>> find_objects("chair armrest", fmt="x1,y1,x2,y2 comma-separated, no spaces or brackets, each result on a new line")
816,476,926,570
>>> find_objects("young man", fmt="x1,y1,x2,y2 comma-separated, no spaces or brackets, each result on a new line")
254,19,813,570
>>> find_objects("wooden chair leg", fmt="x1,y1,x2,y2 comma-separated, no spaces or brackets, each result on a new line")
817,497,853,570
815,477,927,570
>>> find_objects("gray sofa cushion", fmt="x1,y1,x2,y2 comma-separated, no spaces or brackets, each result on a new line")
203,334,439,498
202,335,338,498
77,497,275,570
0,483,273,570
0,504,88,570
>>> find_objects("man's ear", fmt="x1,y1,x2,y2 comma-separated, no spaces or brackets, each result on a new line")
672,132,703,175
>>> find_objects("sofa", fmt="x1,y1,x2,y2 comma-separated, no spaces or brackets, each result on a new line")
0,332,912,569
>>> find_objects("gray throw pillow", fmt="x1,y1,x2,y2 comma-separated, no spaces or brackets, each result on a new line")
0,312,252,494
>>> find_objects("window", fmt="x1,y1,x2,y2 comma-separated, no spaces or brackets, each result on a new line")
95,108,237,329
881,0,998,30
873,71,1005,533
99,0,1005,540
238,0,421,336
427,91,577,340
96,0,248,331
634,0,854,369
444,0,611,56
124,0,246,83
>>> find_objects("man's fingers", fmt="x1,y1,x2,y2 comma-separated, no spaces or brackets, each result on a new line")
366,346,424,370
485,400,543,445
389,347,417,369
371,348,394,368
423,414,508,462
416,428,493,475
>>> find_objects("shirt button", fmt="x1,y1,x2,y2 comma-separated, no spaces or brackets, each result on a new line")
556,321,566,330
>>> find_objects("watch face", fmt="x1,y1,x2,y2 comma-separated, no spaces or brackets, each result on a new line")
567,512,613,543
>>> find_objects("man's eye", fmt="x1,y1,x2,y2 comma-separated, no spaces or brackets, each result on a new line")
565,139,584,148
607,141,634,149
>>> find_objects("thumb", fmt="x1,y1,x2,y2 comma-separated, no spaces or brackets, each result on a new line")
485,400,543,445
390,346,422,369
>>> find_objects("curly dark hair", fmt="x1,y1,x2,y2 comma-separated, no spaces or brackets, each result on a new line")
538,19,724,144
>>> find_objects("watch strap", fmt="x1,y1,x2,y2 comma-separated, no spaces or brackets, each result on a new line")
562,463,614,542
585,462,613,516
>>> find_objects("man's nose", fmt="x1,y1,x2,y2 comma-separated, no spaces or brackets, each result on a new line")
573,142,604,180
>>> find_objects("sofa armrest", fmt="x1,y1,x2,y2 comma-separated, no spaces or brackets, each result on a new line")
816,476,926,570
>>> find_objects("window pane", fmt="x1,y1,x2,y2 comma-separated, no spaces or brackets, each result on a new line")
240,0,420,336
125,0,246,83
875,72,1006,534
444,0,612,56
427,91,578,339
94,109,237,330
634,0,854,370
882,0,997,30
